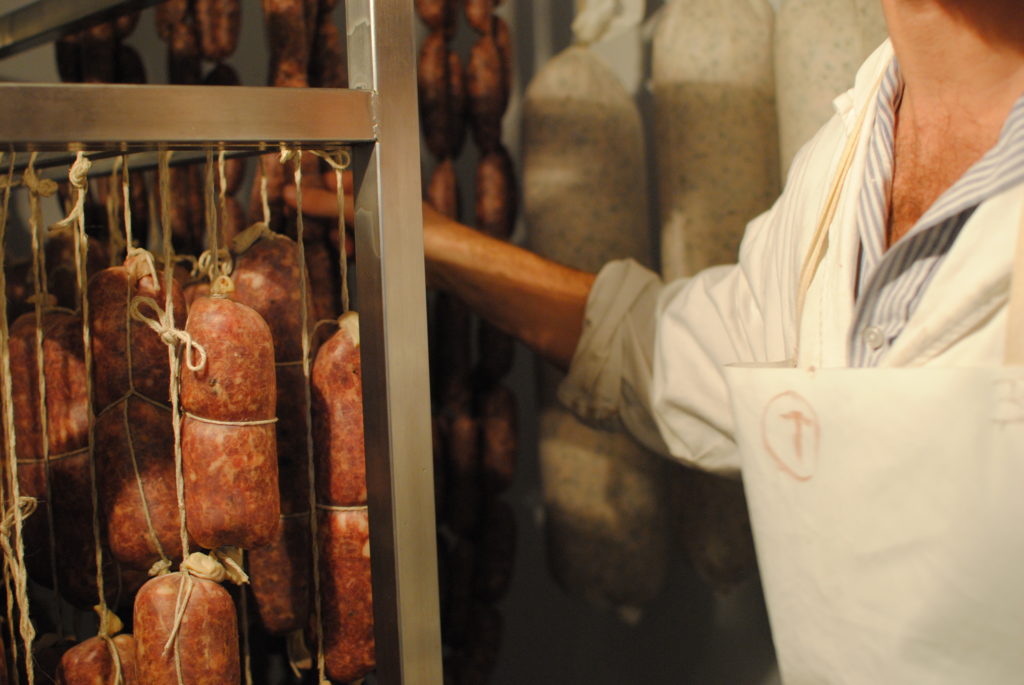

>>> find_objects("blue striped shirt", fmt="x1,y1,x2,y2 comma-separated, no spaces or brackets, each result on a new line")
849,59,1024,366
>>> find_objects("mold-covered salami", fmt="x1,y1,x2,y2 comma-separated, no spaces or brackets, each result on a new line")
56,633,138,684
181,288,280,550
134,572,240,684
525,43,668,608
319,507,375,683
312,312,365,507
652,0,779,279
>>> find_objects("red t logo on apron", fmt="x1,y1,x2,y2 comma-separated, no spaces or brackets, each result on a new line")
762,391,820,481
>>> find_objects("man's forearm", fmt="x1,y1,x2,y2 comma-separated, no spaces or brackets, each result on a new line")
423,206,594,371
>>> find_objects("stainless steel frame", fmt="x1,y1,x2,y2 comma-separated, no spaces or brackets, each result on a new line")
0,0,163,58
0,1,441,683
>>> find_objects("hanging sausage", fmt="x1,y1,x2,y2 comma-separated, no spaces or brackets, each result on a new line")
524,27,668,609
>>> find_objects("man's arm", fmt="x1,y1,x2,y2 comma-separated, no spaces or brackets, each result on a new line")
285,181,593,370
421,204,593,370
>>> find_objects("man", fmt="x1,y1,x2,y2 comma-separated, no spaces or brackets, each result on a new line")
293,1,1024,680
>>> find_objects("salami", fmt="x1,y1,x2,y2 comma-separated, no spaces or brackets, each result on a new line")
181,283,280,550
80,22,117,84
474,499,515,602
230,228,316,631
247,515,311,634
467,19,511,151
116,44,146,85
478,384,516,494
653,0,779,279
55,33,83,83
416,0,456,39
134,571,240,684
427,158,459,220
418,31,452,160
195,0,241,62
474,145,516,241
9,310,88,586
319,507,375,683
309,16,348,88
312,312,364,507
464,0,494,34
442,382,479,536
89,255,188,571
447,49,468,159
56,633,138,684
263,0,311,87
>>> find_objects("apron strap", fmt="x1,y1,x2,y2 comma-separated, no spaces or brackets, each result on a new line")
1004,195,1024,365
794,72,885,362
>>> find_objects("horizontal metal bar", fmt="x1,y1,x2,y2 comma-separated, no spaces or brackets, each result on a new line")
0,0,161,60
2,146,355,184
0,83,377,149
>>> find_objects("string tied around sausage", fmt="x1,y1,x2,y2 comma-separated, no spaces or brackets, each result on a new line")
129,296,208,371
126,246,161,287
162,550,249,656
209,274,235,297
230,221,273,256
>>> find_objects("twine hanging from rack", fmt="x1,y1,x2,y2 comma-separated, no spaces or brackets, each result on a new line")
312,149,352,314
0,152,19,685
24,152,65,638
284,146,331,685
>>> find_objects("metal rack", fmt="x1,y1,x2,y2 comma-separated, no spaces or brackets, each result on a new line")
0,1,441,684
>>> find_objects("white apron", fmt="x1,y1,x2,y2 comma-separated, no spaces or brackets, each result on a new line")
723,91,1024,683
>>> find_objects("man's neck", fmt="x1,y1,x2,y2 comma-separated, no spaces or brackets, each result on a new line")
881,1,1024,246
883,0,1024,132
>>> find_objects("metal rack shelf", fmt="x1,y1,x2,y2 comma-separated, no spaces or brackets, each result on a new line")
0,1,441,684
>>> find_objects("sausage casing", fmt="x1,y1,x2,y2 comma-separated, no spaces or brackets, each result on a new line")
312,312,365,507
56,634,138,684
319,507,375,683
134,573,240,684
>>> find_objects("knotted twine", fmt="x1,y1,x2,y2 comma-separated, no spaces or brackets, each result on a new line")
45,152,129,681
0,153,22,684
90,245,176,579
282,146,331,685
23,153,65,635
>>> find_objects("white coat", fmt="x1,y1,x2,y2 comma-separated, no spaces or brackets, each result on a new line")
559,39,1022,472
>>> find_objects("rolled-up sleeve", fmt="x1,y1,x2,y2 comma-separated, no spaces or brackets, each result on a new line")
558,258,676,457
